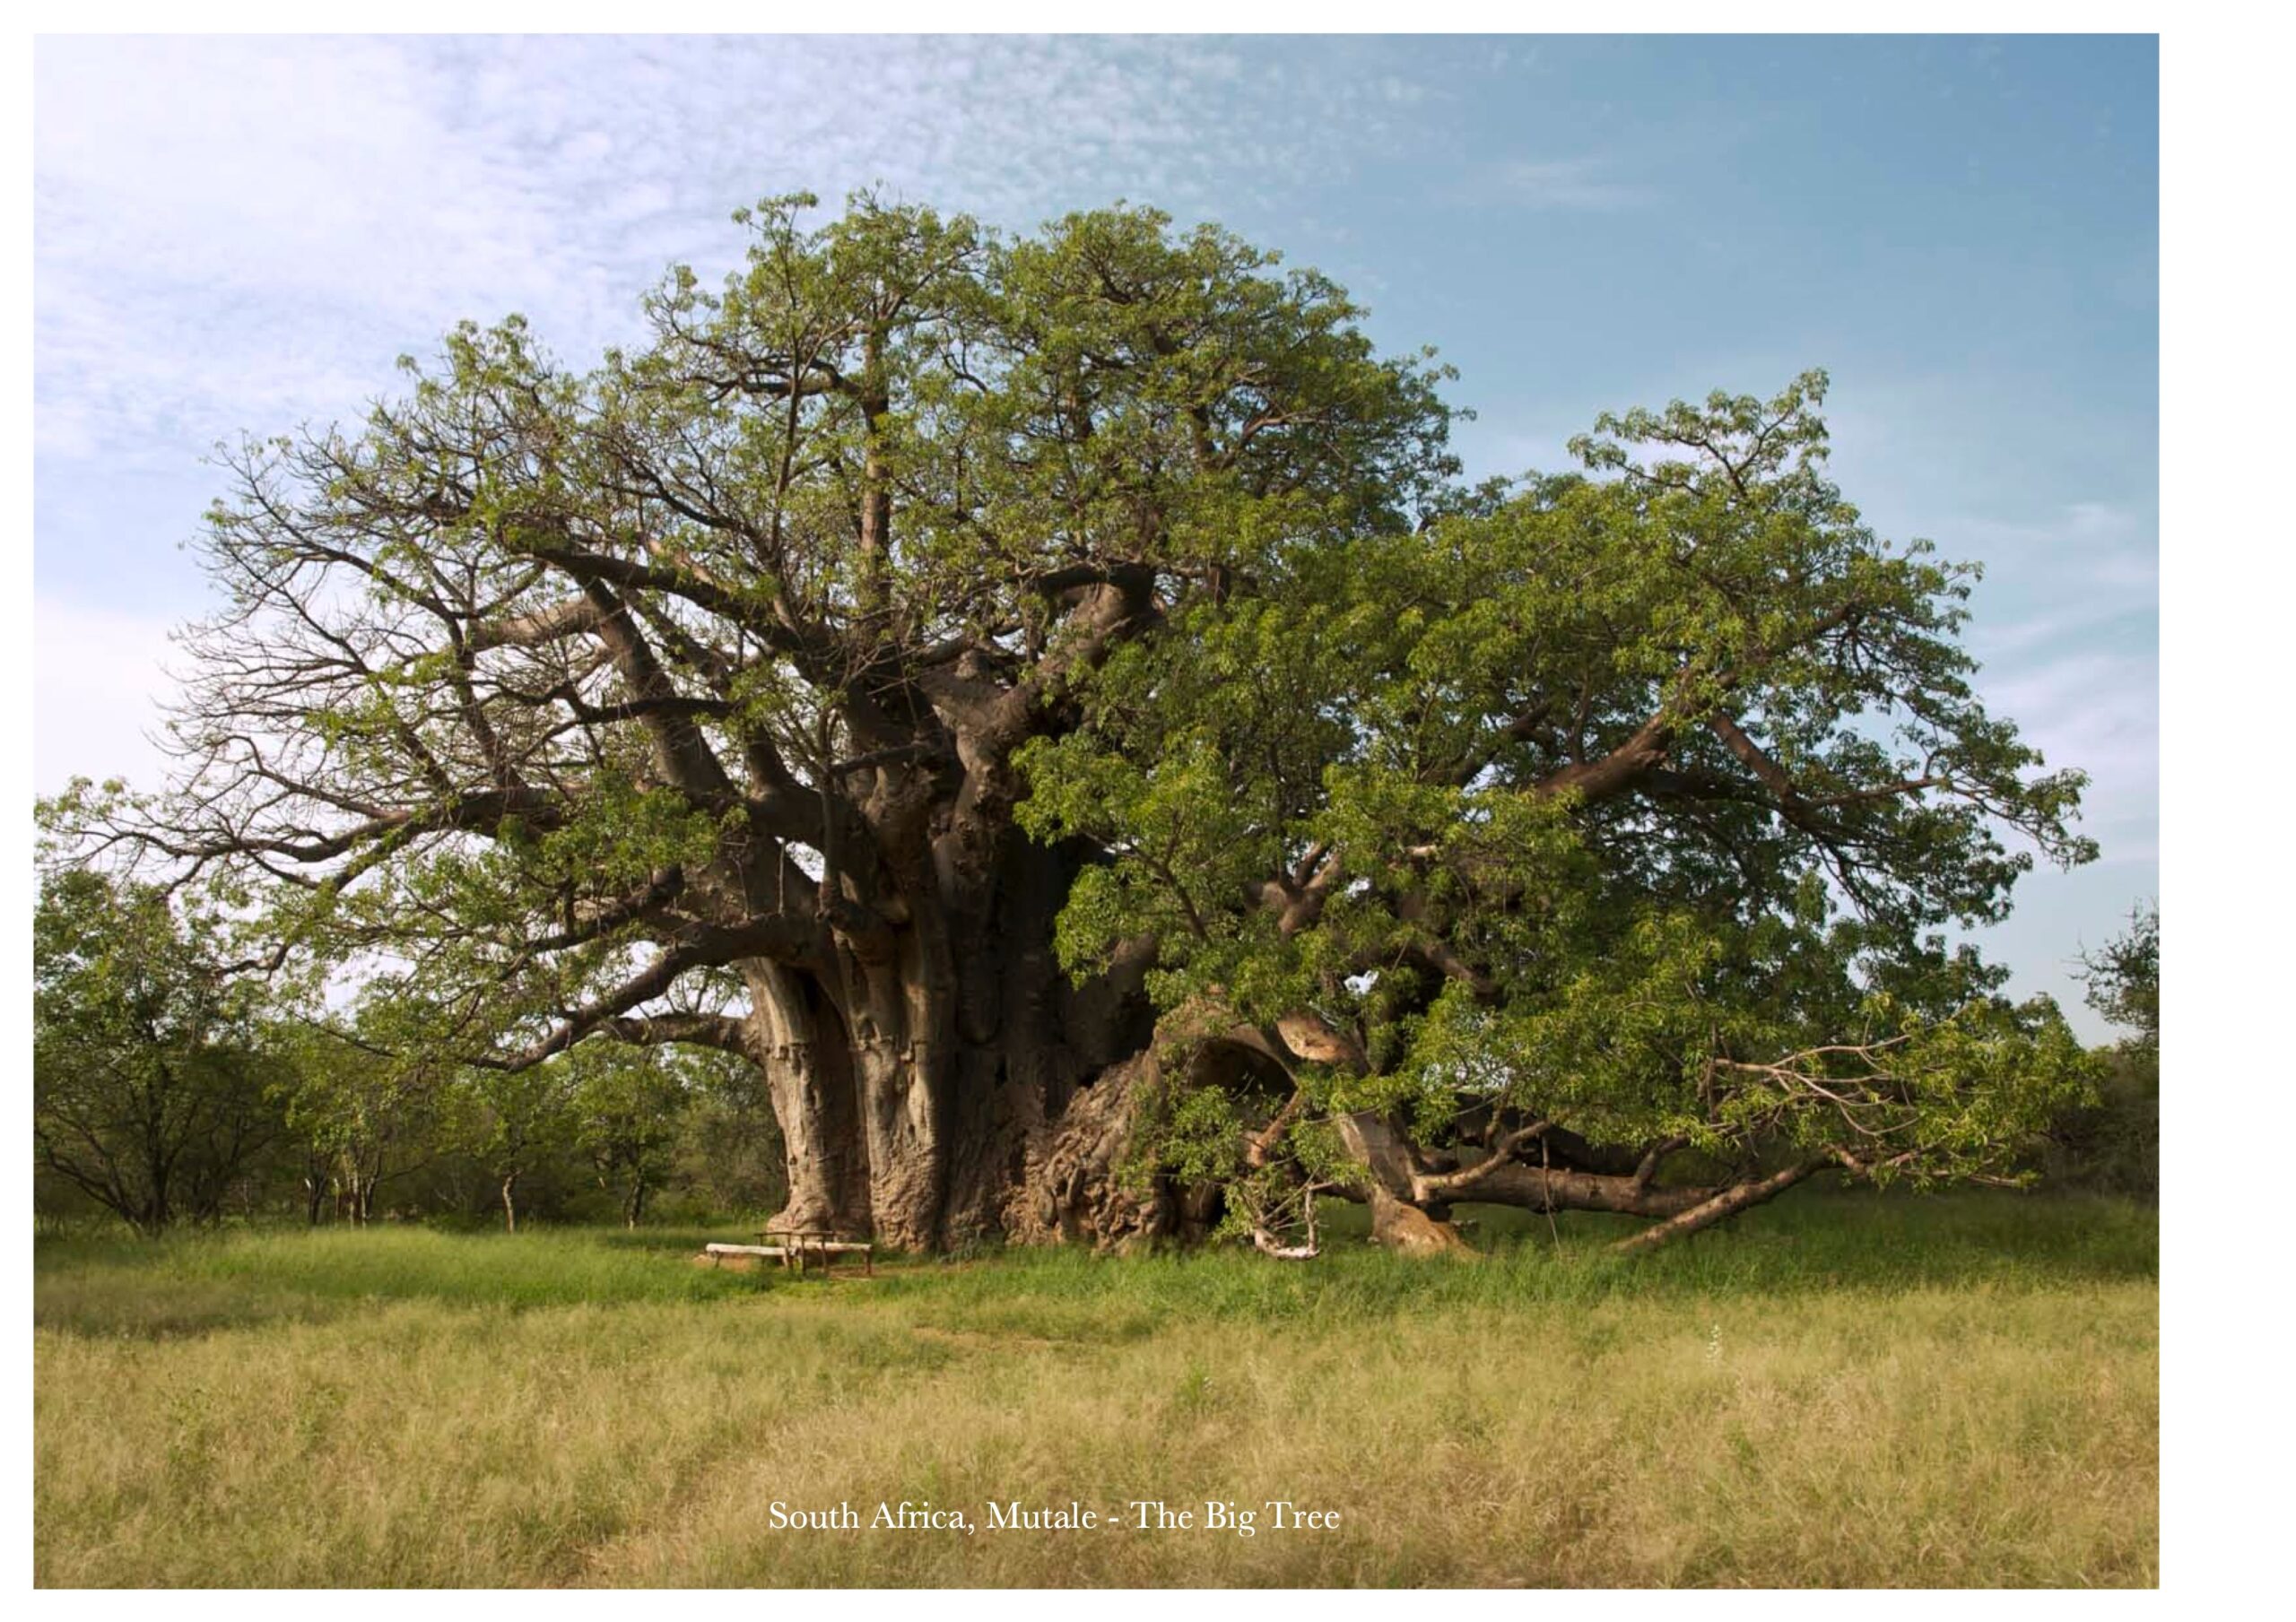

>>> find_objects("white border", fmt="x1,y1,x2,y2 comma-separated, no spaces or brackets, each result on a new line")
10,7,2273,1614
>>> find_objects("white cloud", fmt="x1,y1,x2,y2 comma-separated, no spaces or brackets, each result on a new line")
1486,158,1653,212
1954,498,2152,562
35,36,1446,481
33,32,1481,792
39,39,561,315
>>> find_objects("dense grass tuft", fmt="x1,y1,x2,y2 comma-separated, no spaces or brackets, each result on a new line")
35,1191,2156,1587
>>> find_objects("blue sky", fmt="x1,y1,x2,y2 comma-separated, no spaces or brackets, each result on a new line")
32,33,2157,1036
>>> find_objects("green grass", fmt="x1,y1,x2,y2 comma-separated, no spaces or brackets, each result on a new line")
34,1192,2157,1587
32,1223,761,1337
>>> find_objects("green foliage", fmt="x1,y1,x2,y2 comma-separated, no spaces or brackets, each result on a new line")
2056,902,2159,1198
2081,901,2160,1054
268,1015,439,1216
32,859,287,1233
563,1041,709,1224
663,1059,788,1220
47,190,1461,1077
1021,373,2101,1195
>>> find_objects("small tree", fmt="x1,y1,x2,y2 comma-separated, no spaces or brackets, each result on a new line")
32,858,284,1234
2062,902,2159,1196
445,1053,575,1232
668,1049,788,1221
274,1015,441,1224
2081,902,2159,1055
566,1043,688,1227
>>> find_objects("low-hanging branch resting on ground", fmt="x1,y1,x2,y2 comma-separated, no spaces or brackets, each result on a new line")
1014,367,2099,1254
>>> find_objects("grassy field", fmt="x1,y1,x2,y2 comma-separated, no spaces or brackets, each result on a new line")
33,1192,2157,1587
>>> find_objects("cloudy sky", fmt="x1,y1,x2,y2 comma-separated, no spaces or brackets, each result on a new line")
32,33,2157,1035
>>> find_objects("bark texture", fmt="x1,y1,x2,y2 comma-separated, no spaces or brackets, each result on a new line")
696,832,1167,1251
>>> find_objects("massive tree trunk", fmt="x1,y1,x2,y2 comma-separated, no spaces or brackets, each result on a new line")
737,994,1162,1253
720,831,1162,1253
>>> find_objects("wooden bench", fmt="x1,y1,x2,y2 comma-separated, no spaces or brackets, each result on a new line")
702,1228,874,1277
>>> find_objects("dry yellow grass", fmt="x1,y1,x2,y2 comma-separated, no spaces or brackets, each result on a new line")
33,1198,2157,1587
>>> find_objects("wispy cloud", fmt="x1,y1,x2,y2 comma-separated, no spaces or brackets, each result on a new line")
35,35,1436,483
1486,158,1653,212
1962,501,2159,658
1946,498,2158,889
1985,649,2158,785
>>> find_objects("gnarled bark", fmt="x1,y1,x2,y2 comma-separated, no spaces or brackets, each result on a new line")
742,961,869,1237
703,832,1166,1253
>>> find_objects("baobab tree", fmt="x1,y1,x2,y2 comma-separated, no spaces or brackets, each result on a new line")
72,193,2097,1253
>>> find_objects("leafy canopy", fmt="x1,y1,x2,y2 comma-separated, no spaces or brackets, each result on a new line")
1020,372,2099,1184
76,192,1458,1071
